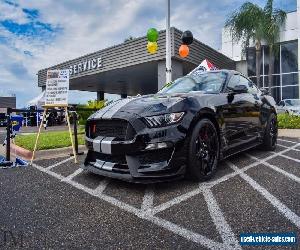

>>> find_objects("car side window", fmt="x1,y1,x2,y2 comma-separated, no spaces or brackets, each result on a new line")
241,76,259,94
227,75,240,90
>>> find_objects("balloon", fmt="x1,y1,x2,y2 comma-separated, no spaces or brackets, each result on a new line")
147,28,159,42
179,44,189,58
181,30,194,45
147,41,158,54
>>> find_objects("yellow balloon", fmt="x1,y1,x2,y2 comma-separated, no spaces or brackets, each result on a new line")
147,41,158,54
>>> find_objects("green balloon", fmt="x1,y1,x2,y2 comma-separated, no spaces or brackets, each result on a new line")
147,28,159,42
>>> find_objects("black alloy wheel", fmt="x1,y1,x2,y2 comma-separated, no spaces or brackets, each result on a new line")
187,118,219,181
261,113,277,151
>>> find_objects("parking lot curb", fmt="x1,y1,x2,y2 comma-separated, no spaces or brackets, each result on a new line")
278,129,300,138
10,144,87,160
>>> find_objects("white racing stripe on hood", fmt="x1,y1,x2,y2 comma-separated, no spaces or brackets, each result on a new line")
101,98,133,119
92,99,124,119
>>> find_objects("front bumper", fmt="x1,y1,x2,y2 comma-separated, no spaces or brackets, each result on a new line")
82,123,188,183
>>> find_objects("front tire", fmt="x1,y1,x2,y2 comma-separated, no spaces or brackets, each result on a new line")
186,118,219,181
261,113,277,151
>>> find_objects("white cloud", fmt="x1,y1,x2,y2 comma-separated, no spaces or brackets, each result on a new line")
0,0,248,107
0,1,28,23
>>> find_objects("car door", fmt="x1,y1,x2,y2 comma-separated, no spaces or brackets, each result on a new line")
222,74,260,148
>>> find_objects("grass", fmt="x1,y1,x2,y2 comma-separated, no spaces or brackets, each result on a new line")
14,114,300,151
277,113,300,129
15,129,85,151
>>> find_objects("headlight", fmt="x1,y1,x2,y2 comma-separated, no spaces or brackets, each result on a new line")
144,112,185,128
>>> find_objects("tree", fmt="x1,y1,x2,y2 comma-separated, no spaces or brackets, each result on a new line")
263,0,286,89
225,0,286,89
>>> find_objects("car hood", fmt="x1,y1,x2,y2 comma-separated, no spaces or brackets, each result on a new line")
89,94,190,120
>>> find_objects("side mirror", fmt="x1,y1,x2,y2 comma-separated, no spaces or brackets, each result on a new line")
260,88,269,95
231,85,248,94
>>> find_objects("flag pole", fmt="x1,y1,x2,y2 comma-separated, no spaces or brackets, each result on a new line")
166,0,172,84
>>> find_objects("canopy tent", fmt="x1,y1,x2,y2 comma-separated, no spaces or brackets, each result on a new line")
27,91,45,108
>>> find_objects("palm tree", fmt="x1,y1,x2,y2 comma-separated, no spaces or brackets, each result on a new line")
225,0,286,89
263,0,286,89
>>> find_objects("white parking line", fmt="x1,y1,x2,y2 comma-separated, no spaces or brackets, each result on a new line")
61,168,83,182
28,138,300,249
93,178,110,195
153,143,300,215
46,157,74,170
277,138,298,144
32,163,64,180
280,154,300,163
141,184,155,212
151,188,202,215
227,161,300,229
146,215,225,250
202,188,241,250
277,143,300,152
246,154,300,184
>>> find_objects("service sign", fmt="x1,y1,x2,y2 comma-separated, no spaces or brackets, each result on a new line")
45,69,69,106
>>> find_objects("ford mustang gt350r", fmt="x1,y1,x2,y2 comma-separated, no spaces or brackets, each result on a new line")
82,70,278,183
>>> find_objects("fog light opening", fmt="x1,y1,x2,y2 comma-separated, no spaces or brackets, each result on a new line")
145,142,169,150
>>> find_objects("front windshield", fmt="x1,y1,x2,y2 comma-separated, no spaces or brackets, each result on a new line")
285,99,300,106
158,71,227,94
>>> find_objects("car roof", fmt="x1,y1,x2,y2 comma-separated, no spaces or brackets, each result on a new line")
190,69,248,80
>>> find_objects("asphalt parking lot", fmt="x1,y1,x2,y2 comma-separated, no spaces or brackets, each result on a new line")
0,133,299,249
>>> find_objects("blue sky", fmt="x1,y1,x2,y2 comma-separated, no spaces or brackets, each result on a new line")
0,0,297,107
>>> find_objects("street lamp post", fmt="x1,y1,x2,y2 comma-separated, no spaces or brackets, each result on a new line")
166,0,172,83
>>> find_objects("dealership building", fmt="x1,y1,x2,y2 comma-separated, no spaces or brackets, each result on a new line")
222,0,300,102
38,1,300,103
37,28,235,100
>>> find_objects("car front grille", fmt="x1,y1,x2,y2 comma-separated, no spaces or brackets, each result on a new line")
87,119,135,140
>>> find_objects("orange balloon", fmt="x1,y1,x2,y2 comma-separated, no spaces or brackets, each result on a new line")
179,44,189,58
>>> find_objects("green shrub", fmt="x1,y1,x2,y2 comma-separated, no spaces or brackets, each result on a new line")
277,113,300,129
77,100,106,125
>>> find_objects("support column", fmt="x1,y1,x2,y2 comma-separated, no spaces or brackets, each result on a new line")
158,60,183,91
121,93,127,98
165,0,172,83
97,91,104,101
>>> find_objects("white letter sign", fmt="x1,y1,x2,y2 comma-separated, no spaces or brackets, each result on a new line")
45,69,69,106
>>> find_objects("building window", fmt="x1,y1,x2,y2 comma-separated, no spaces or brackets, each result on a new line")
282,73,298,86
282,86,299,99
246,47,257,77
246,40,298,103
281,41,298,73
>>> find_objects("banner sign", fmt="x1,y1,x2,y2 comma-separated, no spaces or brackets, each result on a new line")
45,69,69,106
188,59,218,76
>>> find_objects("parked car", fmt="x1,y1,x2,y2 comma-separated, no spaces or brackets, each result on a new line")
83,70,278,183
0,113,7,127
277,99,300,116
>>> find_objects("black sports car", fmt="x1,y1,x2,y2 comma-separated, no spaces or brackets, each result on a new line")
83,70,278,183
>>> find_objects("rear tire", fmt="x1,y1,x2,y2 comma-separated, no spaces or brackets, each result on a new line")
186,118,219,181
261,113,277,151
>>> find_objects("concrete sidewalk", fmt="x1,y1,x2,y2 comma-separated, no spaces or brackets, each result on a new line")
278,129,300,138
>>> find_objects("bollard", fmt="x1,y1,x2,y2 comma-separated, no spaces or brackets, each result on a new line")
6,108,11,161
70,111,84,156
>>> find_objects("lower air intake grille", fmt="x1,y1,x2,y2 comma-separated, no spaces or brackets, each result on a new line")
138,148,173,165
